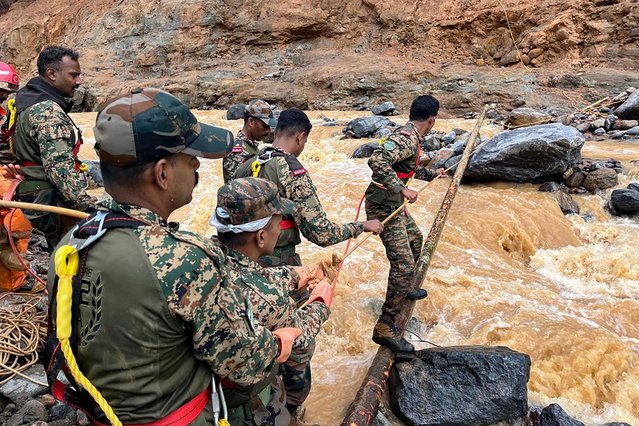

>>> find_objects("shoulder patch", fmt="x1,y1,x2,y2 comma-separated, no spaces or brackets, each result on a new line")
382,140,396,151
284,155,307,176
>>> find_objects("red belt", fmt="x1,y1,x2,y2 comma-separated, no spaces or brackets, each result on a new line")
395,171,415,179
280,219,297,230
18,160,40,167
52,380,211,426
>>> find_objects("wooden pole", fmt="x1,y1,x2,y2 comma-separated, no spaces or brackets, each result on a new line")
341,106,488,426
0,200,89,219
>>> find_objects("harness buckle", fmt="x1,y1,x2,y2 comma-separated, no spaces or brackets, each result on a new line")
67,211,108,252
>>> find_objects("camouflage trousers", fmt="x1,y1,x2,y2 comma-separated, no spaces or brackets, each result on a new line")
365,201,423,325
259,245,313,412
227,376,292,426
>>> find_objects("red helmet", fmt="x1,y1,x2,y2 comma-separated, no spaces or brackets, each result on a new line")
0,62,19,93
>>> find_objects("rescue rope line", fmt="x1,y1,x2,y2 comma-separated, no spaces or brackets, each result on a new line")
54,245,123,426
0,293,47,387
496,0,528,68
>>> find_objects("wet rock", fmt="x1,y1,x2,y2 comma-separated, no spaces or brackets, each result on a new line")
442,131,457,145
389,346,530,426
590,118,606,130
626,126,639,135
466,124,584,183
451,139,465,155
614,90,639,120
505,108,551,129
583,168,618,192
444,154,462,172
539,403,585,426
612,119,638,130
351,142,378,158
422,135,442,151
0,365,48,404
575,122,591,133
37,394,56,409
427,148,455,170
609,130,626,139
593,128,606,136
371,101,396,116
554,191,580,215
226,103,246,120
343,116,396,138
627,182,639,192
539,182,567,193
17,400,47,425
609,189,639,215
48,403,77,423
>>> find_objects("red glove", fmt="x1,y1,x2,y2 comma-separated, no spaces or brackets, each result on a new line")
273,327,302,363
306,279,334,308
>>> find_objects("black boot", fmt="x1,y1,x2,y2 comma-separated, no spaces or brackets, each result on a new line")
405,288,428,301
372,322,415,353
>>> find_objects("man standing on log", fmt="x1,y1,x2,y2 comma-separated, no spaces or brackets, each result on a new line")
235,108,384,419
12,46,96,248
365,95,445,354
222,99,274,183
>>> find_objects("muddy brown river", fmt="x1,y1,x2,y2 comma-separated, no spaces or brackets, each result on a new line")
73,111,639,425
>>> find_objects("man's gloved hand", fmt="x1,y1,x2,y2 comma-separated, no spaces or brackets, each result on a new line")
306,279,334,308
273,327,303,363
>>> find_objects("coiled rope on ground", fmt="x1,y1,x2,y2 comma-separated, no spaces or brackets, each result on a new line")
0,292,48,387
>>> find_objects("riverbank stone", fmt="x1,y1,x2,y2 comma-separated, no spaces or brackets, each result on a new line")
351,142,378,158
614,90,639,120
226,103,246,120
389,346,530,426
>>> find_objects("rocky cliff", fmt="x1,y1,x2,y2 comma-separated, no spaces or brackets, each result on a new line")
0,0,638,114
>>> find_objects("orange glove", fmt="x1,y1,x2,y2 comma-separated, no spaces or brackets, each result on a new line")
273,327,302,363
306,279,334,308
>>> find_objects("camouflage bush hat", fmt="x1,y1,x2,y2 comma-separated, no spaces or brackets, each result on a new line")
212,177,297,232
245,99,274,127
94,88,233,166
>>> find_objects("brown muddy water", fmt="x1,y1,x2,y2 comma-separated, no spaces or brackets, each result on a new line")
72,111,639,426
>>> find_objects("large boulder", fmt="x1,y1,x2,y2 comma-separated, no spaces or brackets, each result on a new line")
371,101,396,116
614,90,639,120
389,346,530,426
466,124,584,183
609,188,639,216
343,116,396,138
505,108,552,129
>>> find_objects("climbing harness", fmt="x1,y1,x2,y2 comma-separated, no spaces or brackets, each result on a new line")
45,211,224,425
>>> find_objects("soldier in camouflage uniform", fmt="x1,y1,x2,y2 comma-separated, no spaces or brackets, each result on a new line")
46,88,302,425
365,95,445,354
235,108,384,417
222,99,275,183
12,46,96,248
211,177,334,425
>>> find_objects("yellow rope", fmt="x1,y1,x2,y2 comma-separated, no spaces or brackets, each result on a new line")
496,0,528,67
7,99,16,154
54,245,122,426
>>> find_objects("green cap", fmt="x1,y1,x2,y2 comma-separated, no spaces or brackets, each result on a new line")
216,177,297,225
94,88,233,166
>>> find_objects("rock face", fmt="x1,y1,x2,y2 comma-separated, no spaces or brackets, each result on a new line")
466,124,585,183
226,103,246,120
389,346,530,426
615,90,639,120
504,108,552,129
538,404,585,426
0,0,638,112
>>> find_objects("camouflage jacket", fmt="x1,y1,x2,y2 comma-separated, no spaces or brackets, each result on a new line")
49,197,280,391
13,100,95,210
221,245,330,350
235,146,364,249
365,122,435,207
222,130,258,184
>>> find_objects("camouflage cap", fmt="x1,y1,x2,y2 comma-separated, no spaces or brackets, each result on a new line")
245,99,274,127
217,177,297,225
94,88,233,166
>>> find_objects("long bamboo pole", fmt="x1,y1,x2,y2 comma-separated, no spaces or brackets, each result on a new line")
341,106,488,426
0,200,89,219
